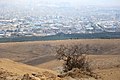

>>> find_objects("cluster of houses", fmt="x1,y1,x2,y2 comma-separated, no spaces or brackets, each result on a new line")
0,14,120,38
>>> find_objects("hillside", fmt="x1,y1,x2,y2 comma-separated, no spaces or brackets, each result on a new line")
0,56,120,80
0,39,120,63
0,58,63,80
0,58,102,80
0,39,120,80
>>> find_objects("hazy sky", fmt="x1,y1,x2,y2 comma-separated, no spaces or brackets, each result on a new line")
70,0,120,6
1,0,120,7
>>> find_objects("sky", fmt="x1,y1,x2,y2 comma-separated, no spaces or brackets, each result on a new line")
1,0,120,7
70,0,120,7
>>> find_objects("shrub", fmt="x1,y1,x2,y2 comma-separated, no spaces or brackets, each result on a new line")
56,44,91,72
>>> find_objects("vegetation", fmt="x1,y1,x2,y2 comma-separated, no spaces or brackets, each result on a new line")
55,44,102,79
56,44,91,72
0,32,120,42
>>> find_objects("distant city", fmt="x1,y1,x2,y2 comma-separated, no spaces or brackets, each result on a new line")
0,2,120,38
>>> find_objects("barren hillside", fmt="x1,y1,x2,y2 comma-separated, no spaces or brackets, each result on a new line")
0,39,120,63
0,39,120,80
0,58,63,80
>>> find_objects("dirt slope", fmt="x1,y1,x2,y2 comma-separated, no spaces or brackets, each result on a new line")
0,58,64,80
0,58,100,80
0,39,120,80
0,39,120,63
37,55,120,80
94,68,120,80
0,58,56,75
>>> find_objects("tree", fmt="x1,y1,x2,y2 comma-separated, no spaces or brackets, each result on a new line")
56,44,91,72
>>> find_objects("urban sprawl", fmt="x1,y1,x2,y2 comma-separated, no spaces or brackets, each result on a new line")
0,5,120,38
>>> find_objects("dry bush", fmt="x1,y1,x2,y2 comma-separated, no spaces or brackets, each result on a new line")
55,44,102,79
56,44,91,72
